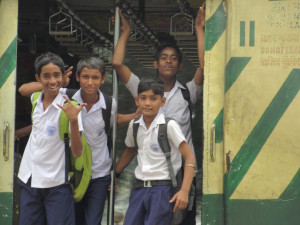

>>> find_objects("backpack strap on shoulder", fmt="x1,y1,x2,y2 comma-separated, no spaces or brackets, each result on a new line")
180,87,192,123
31,91,41,123
101,92,112,135
158,118,178,189
132,117,140,149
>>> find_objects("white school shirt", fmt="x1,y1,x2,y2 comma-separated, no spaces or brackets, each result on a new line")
125,113,185,181
125,73,202,167
61,88,117,179
18,91,83,188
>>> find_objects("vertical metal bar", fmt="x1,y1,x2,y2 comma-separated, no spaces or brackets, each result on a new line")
3,122,9,161
108,1,120,225
139,0,145,22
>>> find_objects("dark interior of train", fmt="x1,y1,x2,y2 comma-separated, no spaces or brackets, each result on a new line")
14,0,204,224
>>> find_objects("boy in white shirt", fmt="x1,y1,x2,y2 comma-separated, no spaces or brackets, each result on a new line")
17,52,85,225
115,78,196,225
62,57,139,225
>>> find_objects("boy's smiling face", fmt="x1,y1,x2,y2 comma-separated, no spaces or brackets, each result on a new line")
76,67,105,96
35,62,63,98
135,89,166,119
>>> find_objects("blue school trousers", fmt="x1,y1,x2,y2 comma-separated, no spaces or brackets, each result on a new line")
75,175,111,225
18,178,75,225
123,185,173,225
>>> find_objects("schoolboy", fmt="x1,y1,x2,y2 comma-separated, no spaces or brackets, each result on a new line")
64,57,140,225
18,56,139,225
17,52,85,225
115,78,196,225
112,9,205,225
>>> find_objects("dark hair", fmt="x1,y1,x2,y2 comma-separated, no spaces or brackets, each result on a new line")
154,42,182,63
34,52,65,76
138,78,164,97
76,57,105,76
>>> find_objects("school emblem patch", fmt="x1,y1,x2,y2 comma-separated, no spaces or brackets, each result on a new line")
151,143,160,152
46,126,56,136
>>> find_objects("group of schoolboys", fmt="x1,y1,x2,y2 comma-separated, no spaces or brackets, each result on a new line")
17,4,205,225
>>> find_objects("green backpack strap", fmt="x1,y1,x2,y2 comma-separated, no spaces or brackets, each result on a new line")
58,99,92,202
72,134,92,202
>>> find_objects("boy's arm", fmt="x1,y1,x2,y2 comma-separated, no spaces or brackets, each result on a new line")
193,67,204,86
170,141,196,212
57,96,86,158
112,9,132,84
117,107,142,125
192,3,206,87
196,3,205,70
115,147,137,175
15,125,32,140
19,82,43,97
18,67,73,97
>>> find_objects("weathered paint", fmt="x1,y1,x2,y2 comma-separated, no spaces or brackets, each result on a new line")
226,69,300,198
0,193,13,224
203,0,300,224
0,0,18,224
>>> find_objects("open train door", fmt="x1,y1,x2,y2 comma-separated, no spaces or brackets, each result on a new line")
0,0,18,224
223,0,300,225
202,0,227,224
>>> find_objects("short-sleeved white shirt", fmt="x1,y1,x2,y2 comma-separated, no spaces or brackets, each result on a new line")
18,91,84,188
125,113,185,181
125,73,202,166
61,88,117,179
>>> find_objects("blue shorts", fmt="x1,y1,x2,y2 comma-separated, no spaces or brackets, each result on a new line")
18,178,75,225
123,185,173,225
75,175,111,225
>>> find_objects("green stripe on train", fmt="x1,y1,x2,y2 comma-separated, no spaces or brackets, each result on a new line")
201,194,224,225
0,37,17,89
213,57,250,143
280,169,300,199
225,57,251,92
225,69,300,198
227,198,300,225
214,109,223,143
0,193,13,225
205,1,226,51
203,192,300,225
